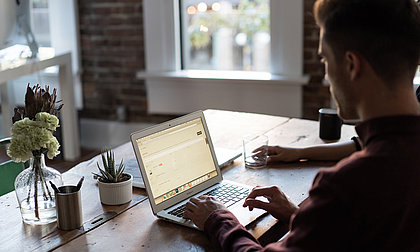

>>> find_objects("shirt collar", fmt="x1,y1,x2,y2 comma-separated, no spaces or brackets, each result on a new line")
355,115,420,147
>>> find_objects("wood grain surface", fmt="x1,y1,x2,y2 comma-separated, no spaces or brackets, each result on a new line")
0,110,356,251
53,110,356,251
0,143,147,251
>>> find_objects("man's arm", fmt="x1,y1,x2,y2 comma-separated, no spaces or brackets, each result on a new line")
262,140,358,163
204,209,264,251
185,171,354,251
184,186,298,251
184,186,298,229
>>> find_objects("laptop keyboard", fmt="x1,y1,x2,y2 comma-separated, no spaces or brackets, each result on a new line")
168,184,250,218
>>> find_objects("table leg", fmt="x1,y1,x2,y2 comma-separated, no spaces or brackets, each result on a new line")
58,54,81,161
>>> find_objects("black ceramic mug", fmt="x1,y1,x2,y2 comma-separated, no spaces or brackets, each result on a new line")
319,108,342,141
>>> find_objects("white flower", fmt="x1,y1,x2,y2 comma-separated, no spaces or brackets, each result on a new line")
35,112,59,131
7,113,61,162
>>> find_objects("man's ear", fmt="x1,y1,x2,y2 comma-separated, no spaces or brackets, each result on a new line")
344,51,360,81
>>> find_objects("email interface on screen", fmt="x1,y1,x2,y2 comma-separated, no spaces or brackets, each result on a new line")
136,118,218,205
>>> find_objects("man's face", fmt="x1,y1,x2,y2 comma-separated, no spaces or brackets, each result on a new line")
318,28,358,120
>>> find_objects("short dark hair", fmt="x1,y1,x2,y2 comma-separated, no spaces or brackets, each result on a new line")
314,0,420,84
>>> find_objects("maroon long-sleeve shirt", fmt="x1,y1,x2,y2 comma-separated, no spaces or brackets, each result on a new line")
204,115,420,251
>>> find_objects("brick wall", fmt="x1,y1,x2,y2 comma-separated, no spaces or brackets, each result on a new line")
302,0,330,120
78,0,150,122
78,0,329,121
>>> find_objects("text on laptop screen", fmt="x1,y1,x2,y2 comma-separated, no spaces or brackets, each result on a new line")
136,118,218,205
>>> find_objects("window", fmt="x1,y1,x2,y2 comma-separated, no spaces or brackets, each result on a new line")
143,0,303,75
30,0,51,47
141,0,306,117
180,0,270,71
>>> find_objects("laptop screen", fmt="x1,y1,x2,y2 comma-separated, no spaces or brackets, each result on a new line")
135,118,218,205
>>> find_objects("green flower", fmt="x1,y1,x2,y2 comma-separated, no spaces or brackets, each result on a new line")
45,137,60,159
8,85,62,162
35,112,59,131
7,116,61,162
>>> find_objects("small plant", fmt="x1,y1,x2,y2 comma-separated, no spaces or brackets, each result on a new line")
93,149,129,183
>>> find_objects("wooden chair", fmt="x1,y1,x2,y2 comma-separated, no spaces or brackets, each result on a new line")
0,138,27,196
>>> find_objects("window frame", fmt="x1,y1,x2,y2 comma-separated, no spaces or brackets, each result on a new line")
143,0,304,77
140,0,308,117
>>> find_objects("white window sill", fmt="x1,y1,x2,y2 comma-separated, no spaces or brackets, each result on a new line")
136,70,308,117
136,70,309,86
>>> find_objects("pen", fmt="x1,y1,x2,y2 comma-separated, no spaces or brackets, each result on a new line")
49,181,60,194
76,176,85,191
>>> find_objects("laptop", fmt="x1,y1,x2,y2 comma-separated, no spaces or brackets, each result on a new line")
125,147,241,189
215,147,242,168
130,110,266,229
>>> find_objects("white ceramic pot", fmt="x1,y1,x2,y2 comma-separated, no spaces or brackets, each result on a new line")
98,174,132,205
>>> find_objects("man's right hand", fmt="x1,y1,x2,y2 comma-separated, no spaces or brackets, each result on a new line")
243,185,298,222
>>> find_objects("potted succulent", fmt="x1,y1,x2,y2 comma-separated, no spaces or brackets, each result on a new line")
93,149,132,205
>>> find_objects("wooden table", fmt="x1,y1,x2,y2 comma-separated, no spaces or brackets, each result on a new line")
0,110,356,251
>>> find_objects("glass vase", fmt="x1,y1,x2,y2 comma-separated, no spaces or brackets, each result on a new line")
14,153,63,225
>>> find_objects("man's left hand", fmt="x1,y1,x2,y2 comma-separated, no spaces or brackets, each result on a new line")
184,195,227,230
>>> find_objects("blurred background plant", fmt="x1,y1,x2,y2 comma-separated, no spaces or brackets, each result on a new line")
182,0,270,71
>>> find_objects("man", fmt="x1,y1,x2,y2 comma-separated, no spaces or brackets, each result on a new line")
184,0,420,251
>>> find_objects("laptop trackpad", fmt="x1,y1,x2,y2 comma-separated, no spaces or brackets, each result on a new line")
229,199,267,227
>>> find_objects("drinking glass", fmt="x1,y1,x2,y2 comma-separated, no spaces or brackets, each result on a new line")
243,135,268,169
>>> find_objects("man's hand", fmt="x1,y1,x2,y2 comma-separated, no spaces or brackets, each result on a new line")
243,186,298,222
184,195,227,230
254,145,302,163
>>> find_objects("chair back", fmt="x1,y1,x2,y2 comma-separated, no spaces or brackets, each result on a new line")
0,160,24,196
0,137,28,196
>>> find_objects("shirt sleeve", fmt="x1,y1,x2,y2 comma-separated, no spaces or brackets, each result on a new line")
276,171,355,251
203,171,354,251
204,209,263,252
203,208,300,252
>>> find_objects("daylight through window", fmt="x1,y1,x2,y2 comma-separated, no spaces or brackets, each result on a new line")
180,0,270,71
30,0,50,47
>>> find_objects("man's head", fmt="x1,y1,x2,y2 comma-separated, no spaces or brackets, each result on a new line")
313,0,420,120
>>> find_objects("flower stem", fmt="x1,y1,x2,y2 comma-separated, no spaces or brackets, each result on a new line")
32,153,44,220
34,165,40,220
26,171,34,202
